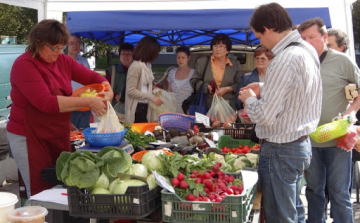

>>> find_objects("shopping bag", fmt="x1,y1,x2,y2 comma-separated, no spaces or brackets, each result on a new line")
206,94,237,123
148,88,177,121
188,83,208,115
95,101,124,133
334,125,357,151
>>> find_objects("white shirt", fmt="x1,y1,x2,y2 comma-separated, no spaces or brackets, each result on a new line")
245,30,322,143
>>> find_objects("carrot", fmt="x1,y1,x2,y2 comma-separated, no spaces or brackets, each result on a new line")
132,149,173,162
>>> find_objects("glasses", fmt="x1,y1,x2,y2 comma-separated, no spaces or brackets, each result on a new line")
69,42,81,46
45,44,67,52
255,57,268,62
213,45,226,50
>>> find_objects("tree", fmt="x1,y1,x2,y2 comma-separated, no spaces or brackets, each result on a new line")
0,3,37,44
353,0,360,49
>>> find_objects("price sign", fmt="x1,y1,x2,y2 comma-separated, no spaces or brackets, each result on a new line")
195,112,210,127
152,171,175,193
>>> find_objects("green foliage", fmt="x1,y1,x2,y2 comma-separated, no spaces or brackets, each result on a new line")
0,3,37,44
124,128,156,149
353,0,360,49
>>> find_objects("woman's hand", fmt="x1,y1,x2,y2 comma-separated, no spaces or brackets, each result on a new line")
89,97,108,116
208,85,214,94
152,96,163,106
216,87,230,97
98,82,114,102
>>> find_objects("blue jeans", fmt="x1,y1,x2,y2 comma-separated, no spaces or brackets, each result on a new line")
71,110,91,129
258,139,311,223
305,146,353,223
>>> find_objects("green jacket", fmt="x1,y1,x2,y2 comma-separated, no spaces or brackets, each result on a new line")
189,56,242,110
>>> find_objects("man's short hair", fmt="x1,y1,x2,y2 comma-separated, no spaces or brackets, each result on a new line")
328,28,350,53
298,17,327,36
250,2,292,34
119,43,134,53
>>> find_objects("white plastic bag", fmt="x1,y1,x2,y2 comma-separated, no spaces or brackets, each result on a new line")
95,101,124,133
148,89,177,121
206,94,237,123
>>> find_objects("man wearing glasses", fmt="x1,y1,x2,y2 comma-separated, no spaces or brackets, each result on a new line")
67,35,92,130
105,43,134,109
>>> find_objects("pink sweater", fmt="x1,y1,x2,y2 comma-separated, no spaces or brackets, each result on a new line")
7,51,106,135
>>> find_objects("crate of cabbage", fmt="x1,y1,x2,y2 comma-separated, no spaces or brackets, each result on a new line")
55,147,163,219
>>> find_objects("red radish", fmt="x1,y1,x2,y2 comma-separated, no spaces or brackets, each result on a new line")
223,175,229,182
215,196,223,202
220,192,228,198
203,172,211,179
230,185,237,191
190,174,196,178
204,187,210,193
177,173,184,181
217,171,224,176
203,197,210,202
204,180,212,188
228,175,235,183
192,170,199,176
198,197,203,201
195,178,202,184
226,188,234,194
186,194,195,201
233,190,240,195
212,164,220,172
209,170,215,177
238,185,244,193
216,162,222,167
179,180,188,189
171,178,179,187
209,194,216,200
194,198,199,201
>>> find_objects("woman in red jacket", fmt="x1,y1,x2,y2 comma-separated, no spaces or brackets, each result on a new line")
6,19,113,197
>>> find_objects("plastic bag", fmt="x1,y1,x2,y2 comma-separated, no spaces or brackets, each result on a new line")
113,103,125,123
238,109,252,123
310,112,357,143
148,89,177,121
95,101,124,133
206,94,237,123
354,125,360,152
334,125,357,151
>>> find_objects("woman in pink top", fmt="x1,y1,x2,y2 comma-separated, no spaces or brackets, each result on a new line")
6,19,113,197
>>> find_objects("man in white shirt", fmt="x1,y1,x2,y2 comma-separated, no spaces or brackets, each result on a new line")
238,3,322,223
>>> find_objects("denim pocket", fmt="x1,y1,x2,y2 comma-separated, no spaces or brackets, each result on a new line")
279,154,310,182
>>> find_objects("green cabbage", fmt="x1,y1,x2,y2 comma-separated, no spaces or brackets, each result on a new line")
141,150,165,173
126,164,148,178
56,151,104,189
146,174,158,189
92,188,111,194
113,179,146,194
109,178,123,194
91,172,110,190
97,146,132,178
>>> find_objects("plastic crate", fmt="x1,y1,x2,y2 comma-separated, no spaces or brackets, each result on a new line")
217,135,256,150
131,122,158,134
82,127,127,147
161,183,257,223
224,123,255,139
67,185,162,219
159,113,195,132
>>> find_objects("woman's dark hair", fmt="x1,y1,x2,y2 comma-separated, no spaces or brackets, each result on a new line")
210,34,232,51
250,2,292,34
254,46,275,60
298,17,327,36
119,43,134,53
27,19,70,57
132,36,160,63
176,46,191,56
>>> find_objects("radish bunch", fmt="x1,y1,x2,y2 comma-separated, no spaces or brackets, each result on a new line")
171,163,244,202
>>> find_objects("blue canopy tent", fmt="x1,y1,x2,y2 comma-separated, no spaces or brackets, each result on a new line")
66,8,332,46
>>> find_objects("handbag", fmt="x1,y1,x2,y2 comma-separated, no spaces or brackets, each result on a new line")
188,83,208,115
182,56,210,114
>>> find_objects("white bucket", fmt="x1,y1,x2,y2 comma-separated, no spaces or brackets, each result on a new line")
0,192,18,223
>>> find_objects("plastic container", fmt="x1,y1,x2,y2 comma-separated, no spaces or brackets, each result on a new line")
161,183,257,223
0,192,18,223
131,122,158,134
7,206,48,223
67,185,162,219
158,113,195,132
82,127,127,147
225,123,255,139
310,119,349,143
217,135,256,150
71,83,110,111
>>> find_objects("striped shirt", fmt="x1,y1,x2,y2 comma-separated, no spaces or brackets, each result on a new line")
245,30,322,143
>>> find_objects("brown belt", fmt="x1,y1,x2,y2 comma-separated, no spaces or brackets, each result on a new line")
261,135,308,144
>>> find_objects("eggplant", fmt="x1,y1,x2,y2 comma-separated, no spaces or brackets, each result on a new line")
134,146,146,152
172,146,185,153
145,144,156,150
155,143,177,150
180,145,197,155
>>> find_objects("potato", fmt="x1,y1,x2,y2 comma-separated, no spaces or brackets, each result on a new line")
212,121,221,128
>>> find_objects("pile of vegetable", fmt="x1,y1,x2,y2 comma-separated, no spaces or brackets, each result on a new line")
56,146,158,195
220,144,260,154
